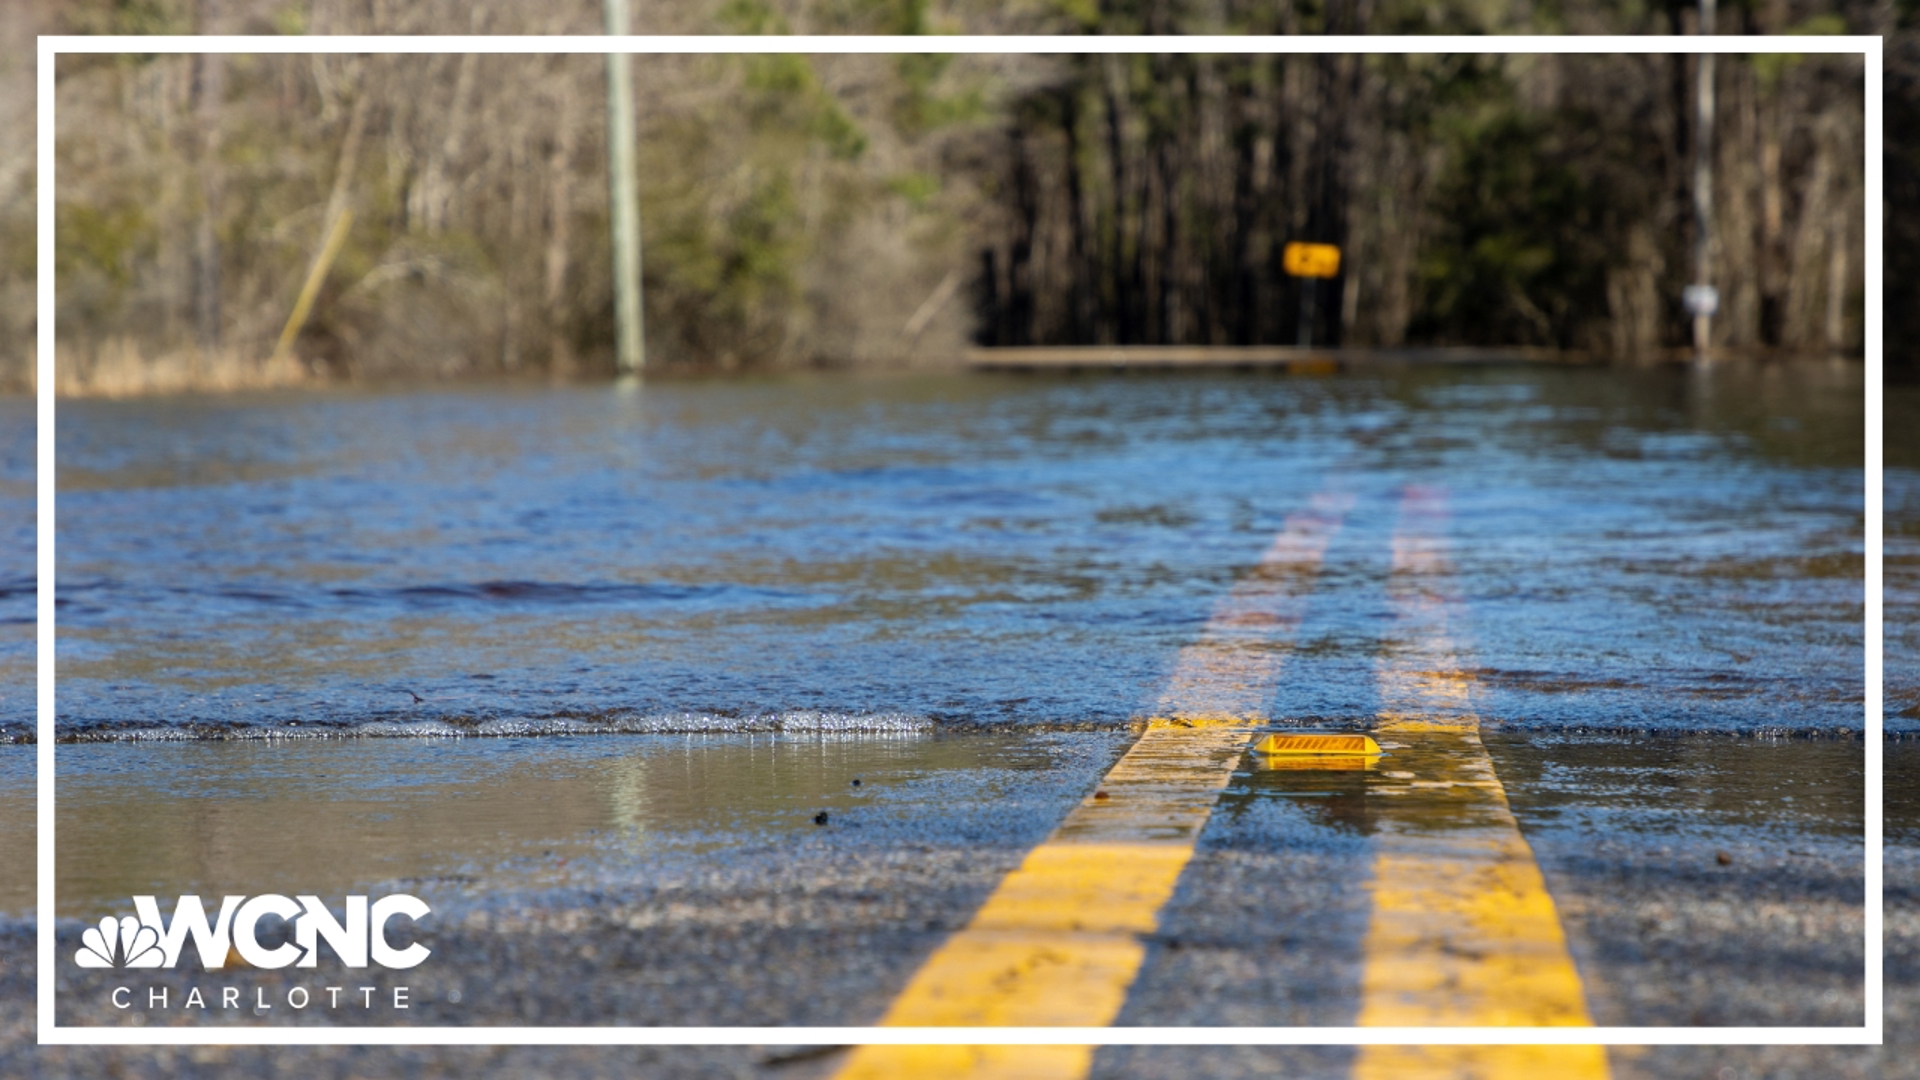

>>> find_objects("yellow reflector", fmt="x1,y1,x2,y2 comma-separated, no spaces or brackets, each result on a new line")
1253,754,1379,772
1252,733,1382,756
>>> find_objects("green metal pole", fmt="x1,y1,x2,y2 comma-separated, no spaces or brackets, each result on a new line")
605,0,645,375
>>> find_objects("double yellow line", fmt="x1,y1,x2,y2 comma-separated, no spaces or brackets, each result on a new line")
1356,487,1607,1078
836,492,1351,1078
835,487,1607,1079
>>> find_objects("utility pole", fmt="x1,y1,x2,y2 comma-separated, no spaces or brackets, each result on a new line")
1687,0,1718,359
604,0,645,376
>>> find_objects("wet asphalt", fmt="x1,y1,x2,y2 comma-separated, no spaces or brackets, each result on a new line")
0,730,1897,1078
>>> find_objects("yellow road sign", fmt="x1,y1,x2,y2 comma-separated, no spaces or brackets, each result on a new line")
1283,241,1341,278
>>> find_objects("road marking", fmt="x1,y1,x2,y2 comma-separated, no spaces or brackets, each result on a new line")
833,492,1352,1080
1355,486,1610,1079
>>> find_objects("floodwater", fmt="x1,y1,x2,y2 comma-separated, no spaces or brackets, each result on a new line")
32,728,1869,1028
3,363,1884,1033
42,731,1131,917
42,362,1864,742
0,396,30,729
30,728,1867,920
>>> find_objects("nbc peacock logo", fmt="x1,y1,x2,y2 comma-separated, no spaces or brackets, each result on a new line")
76,915,165,969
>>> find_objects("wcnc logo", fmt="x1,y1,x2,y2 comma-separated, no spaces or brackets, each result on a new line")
76,894,431,971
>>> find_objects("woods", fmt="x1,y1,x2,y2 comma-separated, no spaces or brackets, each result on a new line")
975,46,1866,355
42,44,985,391
0,0,1888,393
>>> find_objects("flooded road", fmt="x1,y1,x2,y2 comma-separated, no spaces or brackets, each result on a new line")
25,730,1864,1034
0,359,1900,1074
42,731,1130,916
46,362,1863,741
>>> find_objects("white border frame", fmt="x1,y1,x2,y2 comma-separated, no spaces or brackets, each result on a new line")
36,33,1882,1048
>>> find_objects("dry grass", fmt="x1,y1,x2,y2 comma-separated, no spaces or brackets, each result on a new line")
54,338,311,398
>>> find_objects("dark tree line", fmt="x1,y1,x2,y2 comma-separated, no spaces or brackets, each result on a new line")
1891,25,1920,376
972,45,1865,358
0,0,1890,392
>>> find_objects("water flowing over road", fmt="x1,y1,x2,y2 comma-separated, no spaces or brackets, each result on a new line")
43,363,1863,742
3,361,1896,1080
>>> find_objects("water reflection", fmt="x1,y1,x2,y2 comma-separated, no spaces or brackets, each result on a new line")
1217,731,1865,843
49,732,1122,917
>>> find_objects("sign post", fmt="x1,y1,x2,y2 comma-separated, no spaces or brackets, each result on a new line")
1283,242,1342,349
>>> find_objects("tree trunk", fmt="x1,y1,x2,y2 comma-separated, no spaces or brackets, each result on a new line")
1061,82,1092,343
416,51,478,234
192,50,226,353
545,77,577,374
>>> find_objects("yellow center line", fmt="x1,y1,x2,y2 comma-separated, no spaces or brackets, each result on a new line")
833,492,1353,1080
1355,486,1610,1079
